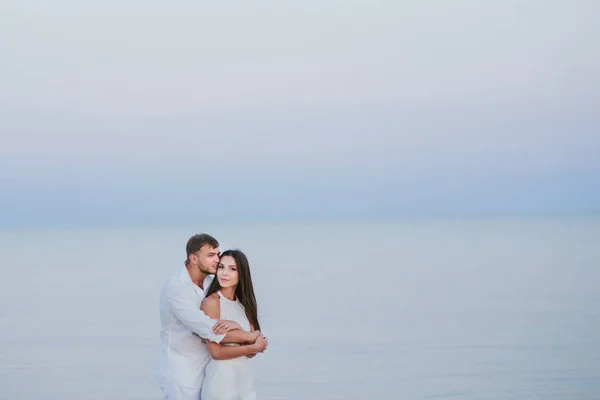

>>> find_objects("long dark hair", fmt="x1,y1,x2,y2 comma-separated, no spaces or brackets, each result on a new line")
206,249,260,332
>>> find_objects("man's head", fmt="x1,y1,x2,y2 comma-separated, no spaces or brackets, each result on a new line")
186,233,220,275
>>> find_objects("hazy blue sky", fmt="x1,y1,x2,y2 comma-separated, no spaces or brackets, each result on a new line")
1,1,599,226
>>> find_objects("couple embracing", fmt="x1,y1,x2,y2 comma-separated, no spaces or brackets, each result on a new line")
157,234,268,400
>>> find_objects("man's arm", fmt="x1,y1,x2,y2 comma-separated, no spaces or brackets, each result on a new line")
219,328,259,344
164,282,227,343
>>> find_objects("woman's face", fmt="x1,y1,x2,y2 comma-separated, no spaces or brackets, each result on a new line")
217,255,239,289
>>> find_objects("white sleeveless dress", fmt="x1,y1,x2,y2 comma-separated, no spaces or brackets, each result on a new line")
201,291,257,400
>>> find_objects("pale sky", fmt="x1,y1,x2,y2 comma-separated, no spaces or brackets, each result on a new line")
1,0,599,226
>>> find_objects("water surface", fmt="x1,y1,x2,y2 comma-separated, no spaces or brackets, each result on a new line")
1,217,599,399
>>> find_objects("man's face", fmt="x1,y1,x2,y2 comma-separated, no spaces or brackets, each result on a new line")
190,245,220,275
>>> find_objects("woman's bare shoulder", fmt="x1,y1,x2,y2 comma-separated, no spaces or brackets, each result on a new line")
202,292,220,305
201,293,221,318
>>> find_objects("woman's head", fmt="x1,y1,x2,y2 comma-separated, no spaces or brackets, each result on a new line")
206,249,260,331
216,253,240,289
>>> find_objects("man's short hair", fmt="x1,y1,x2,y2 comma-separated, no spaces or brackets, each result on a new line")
186,234,219,259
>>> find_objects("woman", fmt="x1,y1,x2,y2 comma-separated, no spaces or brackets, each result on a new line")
200,249,267,400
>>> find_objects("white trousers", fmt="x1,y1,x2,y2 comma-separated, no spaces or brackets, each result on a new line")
159,380,201,400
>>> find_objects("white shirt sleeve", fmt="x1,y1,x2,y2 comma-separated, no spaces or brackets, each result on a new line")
164,281,226,344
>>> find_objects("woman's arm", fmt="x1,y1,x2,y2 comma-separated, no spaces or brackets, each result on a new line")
200,297,265,359
247,322,258,359
207,338,265,360
199,296,258,344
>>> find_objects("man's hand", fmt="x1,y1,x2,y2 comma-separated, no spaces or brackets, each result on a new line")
212,320,241,335
250,334,268,354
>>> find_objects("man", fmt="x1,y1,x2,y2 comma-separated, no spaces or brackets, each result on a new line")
157,233,268,400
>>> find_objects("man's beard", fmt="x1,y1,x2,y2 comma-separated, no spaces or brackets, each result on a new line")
198,264,215,275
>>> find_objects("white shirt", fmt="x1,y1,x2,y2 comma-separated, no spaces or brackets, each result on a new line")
156,267,225,389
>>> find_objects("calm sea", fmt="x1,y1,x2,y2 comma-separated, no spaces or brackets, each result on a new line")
1,216,599,399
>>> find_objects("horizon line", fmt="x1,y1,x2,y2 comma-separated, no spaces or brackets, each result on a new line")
2,210,599,231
